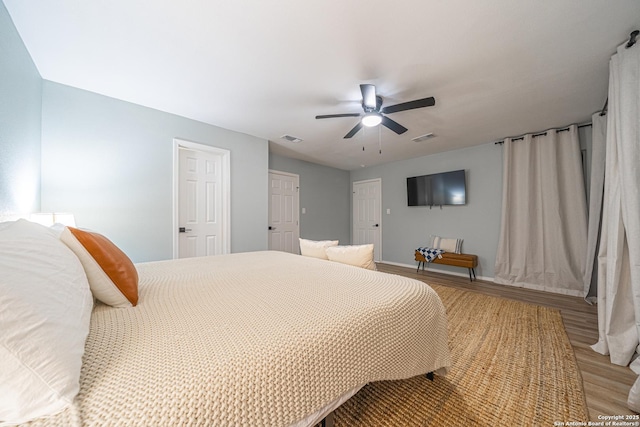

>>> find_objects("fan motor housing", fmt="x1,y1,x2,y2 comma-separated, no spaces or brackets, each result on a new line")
362,95,383,113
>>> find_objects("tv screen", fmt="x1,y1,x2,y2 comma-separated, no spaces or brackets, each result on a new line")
407,169,466,206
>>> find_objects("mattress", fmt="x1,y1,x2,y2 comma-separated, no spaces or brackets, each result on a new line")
26,251,450,426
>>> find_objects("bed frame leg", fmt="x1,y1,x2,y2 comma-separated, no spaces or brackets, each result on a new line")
321,412,335,427
426,371,434,381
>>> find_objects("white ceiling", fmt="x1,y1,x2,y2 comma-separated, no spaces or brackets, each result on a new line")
5,0,640,170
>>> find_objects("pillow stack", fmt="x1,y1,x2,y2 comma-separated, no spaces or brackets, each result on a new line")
299,238,339,260
326,244,376,271
299,238,377,271
61,227,139,307
0,219,139,425
0,220,93,424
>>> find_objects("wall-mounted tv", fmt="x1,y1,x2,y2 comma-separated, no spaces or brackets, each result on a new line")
407,169,466,207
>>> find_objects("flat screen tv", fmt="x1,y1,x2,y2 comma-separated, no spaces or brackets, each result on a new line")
407,169,466,207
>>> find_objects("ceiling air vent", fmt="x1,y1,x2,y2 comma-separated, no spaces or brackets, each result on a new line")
281,134,303,143
411,133,435,143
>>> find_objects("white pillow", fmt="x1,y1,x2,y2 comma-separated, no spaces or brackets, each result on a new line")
299,238,339,260
430,235,463,254
325,244,377,270
0,219,93,424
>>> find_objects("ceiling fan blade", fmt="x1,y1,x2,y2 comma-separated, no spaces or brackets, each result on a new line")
344,122,363,139
381,116,408,135
360,84,377,110
381,97,436,114
315,113,361,119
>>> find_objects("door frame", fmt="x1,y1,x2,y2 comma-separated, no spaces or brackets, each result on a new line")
172,138,231,259
352,178,382,261
268,169,300,253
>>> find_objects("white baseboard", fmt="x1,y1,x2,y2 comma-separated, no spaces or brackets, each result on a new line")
378,260,493,282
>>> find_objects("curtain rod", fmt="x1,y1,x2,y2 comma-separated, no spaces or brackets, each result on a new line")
600,99,608,117
599,30,637,117
494,30,638,146
627,30,639,48
493,122,592,145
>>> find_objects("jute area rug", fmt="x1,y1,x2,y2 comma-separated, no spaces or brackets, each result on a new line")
332,284,589,426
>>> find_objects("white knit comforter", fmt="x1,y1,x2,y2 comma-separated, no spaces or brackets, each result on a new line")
29,251,450,426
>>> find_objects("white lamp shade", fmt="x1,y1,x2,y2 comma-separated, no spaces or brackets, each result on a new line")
30,213,76,227
362,112,382,127
53,213,76,227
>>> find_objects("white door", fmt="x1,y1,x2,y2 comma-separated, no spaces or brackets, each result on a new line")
353,179,382,261
175,142,230,258
268,171,299,254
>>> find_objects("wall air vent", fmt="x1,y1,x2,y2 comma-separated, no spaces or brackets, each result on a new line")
411,133,435,142
281,134,303,143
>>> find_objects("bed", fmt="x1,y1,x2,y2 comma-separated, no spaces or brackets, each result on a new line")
2,222,450,426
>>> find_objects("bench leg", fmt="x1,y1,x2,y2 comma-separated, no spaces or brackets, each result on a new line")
468,268,473,282
416,261,421,273
472,268,476,281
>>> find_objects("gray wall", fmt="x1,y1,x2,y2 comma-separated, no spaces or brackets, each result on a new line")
350,143,503,278
41,81,269,263
0,0,594,271
269,153,350,244
0,2,42,216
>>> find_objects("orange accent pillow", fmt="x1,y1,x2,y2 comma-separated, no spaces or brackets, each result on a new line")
62,227,138,307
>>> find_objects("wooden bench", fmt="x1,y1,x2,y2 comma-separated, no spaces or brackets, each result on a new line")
415,250,478,282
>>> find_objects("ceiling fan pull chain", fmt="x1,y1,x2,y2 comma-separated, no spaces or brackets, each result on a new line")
379,125,382,154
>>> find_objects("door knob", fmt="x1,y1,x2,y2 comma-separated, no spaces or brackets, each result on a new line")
179,227,192,233
373,224,379,227
268,226,277,230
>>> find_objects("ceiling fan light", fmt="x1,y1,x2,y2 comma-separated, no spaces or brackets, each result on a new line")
362,112,382,127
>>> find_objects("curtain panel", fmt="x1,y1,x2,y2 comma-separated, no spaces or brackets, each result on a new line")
589,41,640,411
494,125,588,296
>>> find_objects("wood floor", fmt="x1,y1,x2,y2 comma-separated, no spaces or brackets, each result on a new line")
376,262,638,420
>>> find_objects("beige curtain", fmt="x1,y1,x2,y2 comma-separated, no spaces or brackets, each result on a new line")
589,42,640,412
494,125,587,296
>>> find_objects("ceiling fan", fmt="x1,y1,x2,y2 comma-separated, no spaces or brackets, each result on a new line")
315,84,436,139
